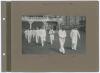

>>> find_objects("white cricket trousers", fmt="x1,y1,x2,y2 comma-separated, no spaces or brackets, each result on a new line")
72,39,77,50
41,36,46,46
59,38,65,51
36,35,39,43
72,40,77,50
50,35,54,45
28,31,33,43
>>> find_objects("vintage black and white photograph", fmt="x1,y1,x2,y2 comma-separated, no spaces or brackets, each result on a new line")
22,15,86,55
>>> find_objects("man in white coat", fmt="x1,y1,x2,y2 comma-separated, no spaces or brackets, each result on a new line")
24,29,33,43
32,29,36,40
40,28,46,47
28,29,33,43
58,27,67,54
49,28,55,45
36,27,40,44
24,29,28,40
70,27,80,50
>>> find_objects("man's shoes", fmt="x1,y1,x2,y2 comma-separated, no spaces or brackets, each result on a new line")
72,47,77,50
72,48,77,50
59,49,66,55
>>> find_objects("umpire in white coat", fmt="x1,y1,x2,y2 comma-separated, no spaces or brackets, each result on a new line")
70,27,80,50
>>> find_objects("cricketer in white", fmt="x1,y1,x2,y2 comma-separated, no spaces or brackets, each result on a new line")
49,28,55,45
70,28,80,50
58,28,67,54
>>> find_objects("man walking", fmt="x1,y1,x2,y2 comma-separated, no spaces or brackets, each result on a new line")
40,28,46,47
49,28,55,45
36,27,40,44
58,27,67,54
70,27,80,50
24,29,28,40
32,29,36,40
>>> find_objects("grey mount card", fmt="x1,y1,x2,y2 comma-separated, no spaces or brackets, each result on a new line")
1,1,99,72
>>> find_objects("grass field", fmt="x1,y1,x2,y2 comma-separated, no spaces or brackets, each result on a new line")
22,30,86,55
